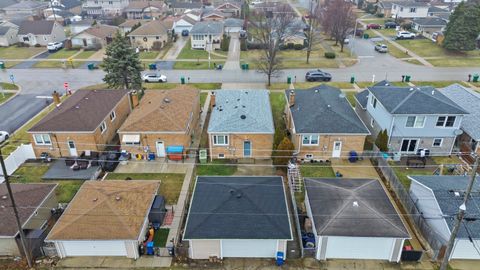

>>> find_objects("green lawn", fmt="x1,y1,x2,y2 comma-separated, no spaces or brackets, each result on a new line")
176,40,227,59
200,92,208,107
105,173,185,204
11,163,83,203
173,61,225,69
388,44,409,59
428,58,480,67
139,51,160,59
196,160,237,175
269,82,355,90
270,92,287,148
396,39,480,59
153,228,170,247
33,61,83,68
1,82,19,90
74,50,97,59
143,82,221,90
0,93,14,104
344,91,356,107
300,164,336,177
0,46,45,59
47,49,79,59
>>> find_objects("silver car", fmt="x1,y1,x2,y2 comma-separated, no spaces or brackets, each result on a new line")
374,43,388,53
142,73,167,83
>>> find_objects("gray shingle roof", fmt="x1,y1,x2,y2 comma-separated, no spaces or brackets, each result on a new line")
190,20,223,35
440,84,480,141
392,0,428,7
0,26,13,35
224,18,243,27
368,85,468,115
208,90,274,133
413,17,446,27
409,175,480,239
3,0,47,10
355,90,369,109
171,1,202,9
286,85,370,134
0,0,18,9
305,178,410,238
18,20,55,35
428,6,450,13
183,176,292,240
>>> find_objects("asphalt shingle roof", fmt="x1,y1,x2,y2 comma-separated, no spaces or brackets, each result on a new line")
305,178,410,238
190,20,223,34
413,17,446,27
0,26,13,35
355,90,369,109
428,6,450,13
171,1,202,9
183,176,292,240
3,0,47,10
286,85,370,134
128,19,172,36
368,85,468,115
392,0,428,7
409,175,480,239
440,84,480,141
208,90,274,133
18,20,55,35
0,0,18,9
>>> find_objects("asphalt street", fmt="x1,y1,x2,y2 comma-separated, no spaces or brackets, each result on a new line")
0,42,479,133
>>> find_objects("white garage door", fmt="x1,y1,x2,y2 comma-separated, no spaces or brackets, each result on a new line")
61,241,127,257
225,27,242,33
222,239,277,258
325,236,394,260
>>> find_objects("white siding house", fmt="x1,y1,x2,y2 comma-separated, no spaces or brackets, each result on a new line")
17,20,66,46
190,21,223,50
391,1,429,18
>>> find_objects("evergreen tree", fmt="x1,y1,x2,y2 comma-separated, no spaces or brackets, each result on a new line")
273,137,295,166
443,2,480,51
103,32,143,90
375,129,389,152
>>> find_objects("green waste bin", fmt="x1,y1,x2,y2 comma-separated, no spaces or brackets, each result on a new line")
405,75,411,82
0,61,5,69
199,149,207,164
363,33,369,39
473,74,479,83
241,63,246,70
245,63,249,70
287,76,291,84
180,76,185,84
149,63,157,70
87,63,95,70
350,76,355,84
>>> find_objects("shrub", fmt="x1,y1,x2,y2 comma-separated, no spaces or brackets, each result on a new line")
376,13,384,18
294,43,304,50
287,43,294,49
152,41,163,51
273,137,294,166
375,129,389,152
34,44,41,47
324,52,336,59
240,38,247,51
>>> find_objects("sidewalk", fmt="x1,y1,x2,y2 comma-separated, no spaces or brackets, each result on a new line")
223,34,241,70
55,256,171,269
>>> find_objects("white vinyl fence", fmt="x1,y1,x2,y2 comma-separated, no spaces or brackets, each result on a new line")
0,144,35,183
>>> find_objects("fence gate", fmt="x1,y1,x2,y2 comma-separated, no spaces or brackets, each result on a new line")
287,162,303,192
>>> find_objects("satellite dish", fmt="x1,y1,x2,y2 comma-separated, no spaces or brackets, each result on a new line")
454,129,464,135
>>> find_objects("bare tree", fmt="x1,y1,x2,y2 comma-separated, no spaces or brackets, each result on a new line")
249,6,294,86
305,0,322,64
321,0,355,52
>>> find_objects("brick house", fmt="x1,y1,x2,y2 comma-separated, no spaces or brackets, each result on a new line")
127,19,173,50
285,85,370,161
118,87,200,159
207,90,274,161
28,89,131,158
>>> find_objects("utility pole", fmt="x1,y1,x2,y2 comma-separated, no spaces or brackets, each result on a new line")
49,0,57,22
439,155,479,270
0,147,33,268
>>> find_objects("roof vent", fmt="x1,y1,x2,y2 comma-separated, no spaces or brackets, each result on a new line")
315,89,319,93
327,104,331,108
75,105,80,109
242,105,246,108
85,97,89,100
454,191,460,197
385,83,390,86
237,98,240,101
1,195,7,200
236,193,242,199
240,115,246,120
115,196,121,201
234,106,238,108
163,98,170,103
339,93,346,98
409,88,414,91
245,91,248,94
431,90,435,95
353,201,359,207
92,198,98,202
229,189,235,194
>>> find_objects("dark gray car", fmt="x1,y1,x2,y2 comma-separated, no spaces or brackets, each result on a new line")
305,70,332,82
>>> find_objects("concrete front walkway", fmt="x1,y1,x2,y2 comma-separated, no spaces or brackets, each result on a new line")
56,256,171,268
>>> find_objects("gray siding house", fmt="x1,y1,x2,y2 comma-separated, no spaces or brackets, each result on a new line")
408,175,480,260
18,20,66,46
355,82,468,156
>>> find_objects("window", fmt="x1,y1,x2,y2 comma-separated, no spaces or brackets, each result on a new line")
410,7,416,13
218,153,225,158
305,154,313,159
109,1,113,4
302,135,319,145
33,134,51,145
100,121,107,133
213,135,228,145
370,96,377,108
406,116,425,128
109,111,116,121
436,116,456,127
370,118,375,128
400,7,404,12
156,36,159,40
432,138,443,147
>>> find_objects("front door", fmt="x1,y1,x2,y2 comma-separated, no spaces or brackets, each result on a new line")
68,140,77,156
332,141,342,158
243,140,251,157
156,141,165,157
401,139,418,153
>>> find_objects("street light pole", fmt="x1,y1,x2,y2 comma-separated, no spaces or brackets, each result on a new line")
439,155,479,270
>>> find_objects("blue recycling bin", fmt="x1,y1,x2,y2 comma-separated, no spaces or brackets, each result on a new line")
148,152,155,161
146,241,154,255
276,251,284,266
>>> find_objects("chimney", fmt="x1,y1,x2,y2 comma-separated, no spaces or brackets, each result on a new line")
288,90,295,107
130,91,139,108
210,91,216,108
52,91,60,105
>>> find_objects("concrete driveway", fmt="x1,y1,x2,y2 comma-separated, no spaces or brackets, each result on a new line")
164,36,188,60
223,33,240,70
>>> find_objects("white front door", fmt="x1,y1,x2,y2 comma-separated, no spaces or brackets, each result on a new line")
68,140,77,156
332,141,342,158
156,141,165,157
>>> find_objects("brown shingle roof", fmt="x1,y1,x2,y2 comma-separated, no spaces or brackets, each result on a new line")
0,183,57,237
125,0,165,10
46,181,159,240
28,89,129,133
119,87,199,132
83,24,119,39
128,19,173,36
119,19,146,28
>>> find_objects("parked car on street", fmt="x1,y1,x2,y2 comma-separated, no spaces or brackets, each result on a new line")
396,31,416,40
374,43,388,53
47,42,63,52
305,70,332,82
366,23,381,29
384,21,398,29
0,131,9,143
142,73,167,83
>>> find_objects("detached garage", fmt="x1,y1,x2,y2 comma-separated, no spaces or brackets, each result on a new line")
46,181,159,259
304,178,410,262
184,176,292,259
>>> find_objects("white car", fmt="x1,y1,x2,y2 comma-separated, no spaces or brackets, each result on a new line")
142,73,167,83
47,42,63,51
0,131,9,143
396,31,415,40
